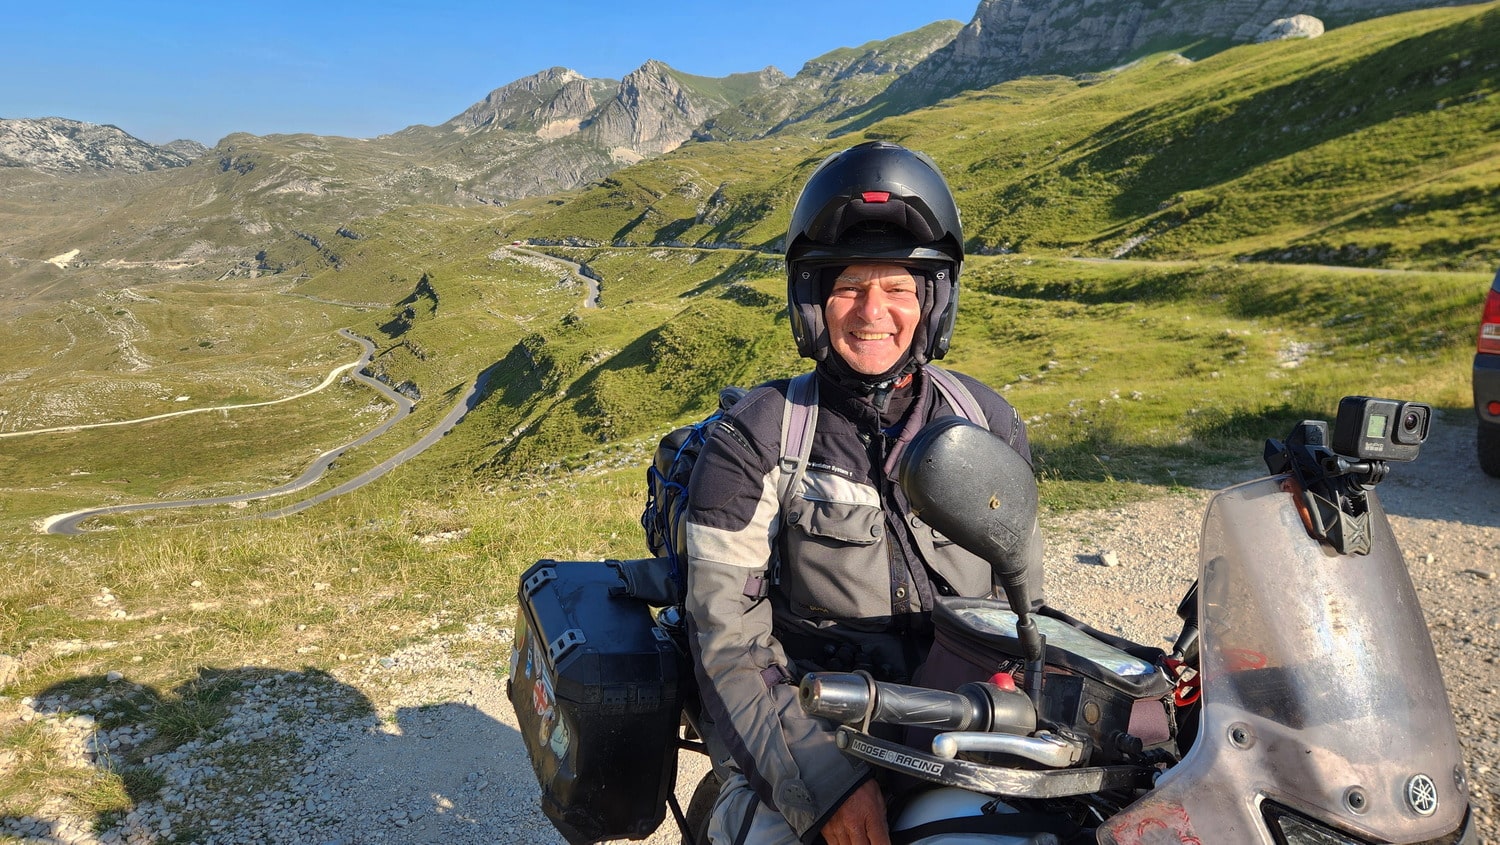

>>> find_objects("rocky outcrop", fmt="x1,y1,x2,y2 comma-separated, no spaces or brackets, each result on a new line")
1257,14,1327,41
584,61,784,156
892,0,1470,102
0,117,195,174
159,139,209,160
432,61,784,197
446,67,616,136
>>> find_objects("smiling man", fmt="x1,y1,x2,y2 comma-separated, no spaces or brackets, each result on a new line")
823,263,921,377
683,141,1044,845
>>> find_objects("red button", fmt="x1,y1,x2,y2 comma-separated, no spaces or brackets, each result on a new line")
989,672,1017,691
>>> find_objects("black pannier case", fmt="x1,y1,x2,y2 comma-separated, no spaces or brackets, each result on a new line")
508,559,684,844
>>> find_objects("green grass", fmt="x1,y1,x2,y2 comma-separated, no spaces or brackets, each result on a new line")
0,386,380,521
0,284,400,530
0,282,361,429
931,255,1481,507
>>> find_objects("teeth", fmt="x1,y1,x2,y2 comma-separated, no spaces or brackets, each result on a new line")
852,332,891,340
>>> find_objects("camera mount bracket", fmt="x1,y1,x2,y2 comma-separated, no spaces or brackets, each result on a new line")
1265,420,1388,556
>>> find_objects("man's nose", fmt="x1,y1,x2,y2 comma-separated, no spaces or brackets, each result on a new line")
855,287,888,319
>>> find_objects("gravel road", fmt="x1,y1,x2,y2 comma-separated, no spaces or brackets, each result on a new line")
8,414,1495,844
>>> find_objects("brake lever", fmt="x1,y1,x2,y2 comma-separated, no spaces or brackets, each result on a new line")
931,730,1084,768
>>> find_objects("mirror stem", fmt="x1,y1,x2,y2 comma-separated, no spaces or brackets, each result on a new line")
1017,615,1046,710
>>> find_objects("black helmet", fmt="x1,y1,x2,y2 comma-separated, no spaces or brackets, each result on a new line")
785,141,964,363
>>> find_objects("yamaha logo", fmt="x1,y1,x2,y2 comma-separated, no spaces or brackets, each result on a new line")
1406,774,1439,816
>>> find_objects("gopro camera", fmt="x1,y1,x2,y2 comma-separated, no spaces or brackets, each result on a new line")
1331,396,1430,462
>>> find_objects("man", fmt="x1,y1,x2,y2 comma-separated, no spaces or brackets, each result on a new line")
685,141,1043,845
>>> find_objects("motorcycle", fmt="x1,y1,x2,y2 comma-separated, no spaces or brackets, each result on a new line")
791,397,1475,844
510,395,1475,844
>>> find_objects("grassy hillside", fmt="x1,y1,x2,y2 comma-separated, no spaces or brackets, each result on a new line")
508,3,1499,270
666,66,782,105
499,135,823,249
448,249,1483,511
939,3,1500,266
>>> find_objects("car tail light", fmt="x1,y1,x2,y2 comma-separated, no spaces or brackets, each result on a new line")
1480,287,1500,355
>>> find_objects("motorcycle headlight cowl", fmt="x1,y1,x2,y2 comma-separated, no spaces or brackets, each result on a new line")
1263,802,1475,845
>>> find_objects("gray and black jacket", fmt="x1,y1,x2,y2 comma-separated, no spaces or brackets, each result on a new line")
684,365,1042,840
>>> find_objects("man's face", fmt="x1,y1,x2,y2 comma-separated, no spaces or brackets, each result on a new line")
823,263,921,376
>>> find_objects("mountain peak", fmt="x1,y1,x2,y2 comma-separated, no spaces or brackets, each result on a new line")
0,117,195,174
587,60,785,157
633,59,673,75
446,68,615,135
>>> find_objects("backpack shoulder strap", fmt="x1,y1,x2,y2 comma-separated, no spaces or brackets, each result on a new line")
776,372,819,506
923,364,989,429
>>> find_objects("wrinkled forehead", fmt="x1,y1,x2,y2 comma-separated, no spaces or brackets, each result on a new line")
834,263,922,285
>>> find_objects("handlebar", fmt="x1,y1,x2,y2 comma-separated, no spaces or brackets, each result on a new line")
799,671,1037,736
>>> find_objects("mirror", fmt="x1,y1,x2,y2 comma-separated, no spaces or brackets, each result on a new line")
897,416,1039,618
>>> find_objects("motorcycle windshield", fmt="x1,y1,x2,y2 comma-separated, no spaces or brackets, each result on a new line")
1100,477,1467,845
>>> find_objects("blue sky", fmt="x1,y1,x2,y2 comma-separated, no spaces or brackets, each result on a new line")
1,0,978,145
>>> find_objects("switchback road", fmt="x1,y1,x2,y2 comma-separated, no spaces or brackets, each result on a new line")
41,355,499,533
40,330,415,534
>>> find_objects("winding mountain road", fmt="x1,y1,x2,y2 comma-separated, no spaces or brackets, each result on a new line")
507,245,601,308
38,331,495,535
33,250,571,535
257,361,500,520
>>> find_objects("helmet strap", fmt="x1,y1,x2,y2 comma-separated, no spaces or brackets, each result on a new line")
818,350,920,397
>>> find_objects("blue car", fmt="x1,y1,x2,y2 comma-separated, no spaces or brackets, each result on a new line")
1477,269,1500,477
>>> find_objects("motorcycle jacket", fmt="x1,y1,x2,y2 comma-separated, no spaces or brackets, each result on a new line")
684,365,1043,840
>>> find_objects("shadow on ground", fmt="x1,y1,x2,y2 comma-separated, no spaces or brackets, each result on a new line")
7,664,587,844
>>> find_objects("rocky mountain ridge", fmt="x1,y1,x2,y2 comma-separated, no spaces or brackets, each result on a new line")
891,0,1477,102
695,20,962,141
442,61,787,162
371,60,793,203
445,67,617,137
0,118,205,174
582,61,787,157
